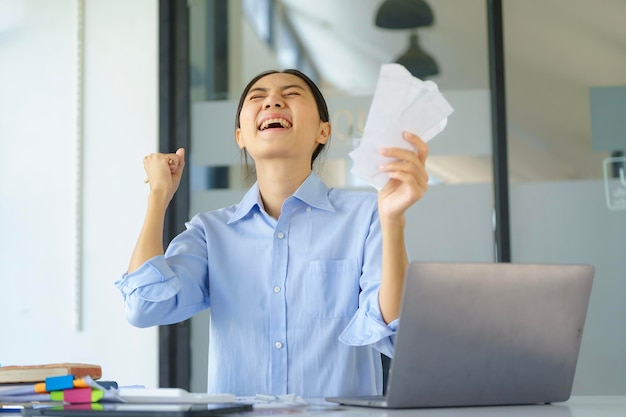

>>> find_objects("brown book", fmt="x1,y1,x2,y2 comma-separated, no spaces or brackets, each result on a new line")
0,363,102,384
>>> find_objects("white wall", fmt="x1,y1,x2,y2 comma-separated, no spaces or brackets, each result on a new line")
0,0,158,387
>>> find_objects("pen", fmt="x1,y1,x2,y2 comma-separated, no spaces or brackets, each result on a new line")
0,403,58,413
1,404,23,413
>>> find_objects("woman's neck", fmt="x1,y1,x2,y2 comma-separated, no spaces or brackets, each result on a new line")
255,161,311,219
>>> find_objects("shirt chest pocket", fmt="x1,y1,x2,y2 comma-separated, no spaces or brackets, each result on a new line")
305,259,360,319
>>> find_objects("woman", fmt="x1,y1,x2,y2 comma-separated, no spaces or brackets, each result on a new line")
115,69,429,397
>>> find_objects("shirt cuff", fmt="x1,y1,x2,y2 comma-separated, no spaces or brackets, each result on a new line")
338,308,399,357
114,255,182,302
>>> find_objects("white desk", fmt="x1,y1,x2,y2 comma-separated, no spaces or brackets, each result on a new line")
283,396,626,417
10,396,622,416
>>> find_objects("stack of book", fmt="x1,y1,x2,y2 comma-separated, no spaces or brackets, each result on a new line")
0,363,103,385
0,363,118,410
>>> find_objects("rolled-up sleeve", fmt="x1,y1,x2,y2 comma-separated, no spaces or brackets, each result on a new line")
339,299,398,358
116,256,181,301
114,218,210,328
337,205,398,358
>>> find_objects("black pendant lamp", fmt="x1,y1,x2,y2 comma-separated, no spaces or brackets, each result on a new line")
375,0,434,29
395,30,439,79
374,0,439,79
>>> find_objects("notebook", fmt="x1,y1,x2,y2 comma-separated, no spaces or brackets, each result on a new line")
326,262,594,408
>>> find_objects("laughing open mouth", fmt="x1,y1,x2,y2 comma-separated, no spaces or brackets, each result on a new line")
258,118,293,131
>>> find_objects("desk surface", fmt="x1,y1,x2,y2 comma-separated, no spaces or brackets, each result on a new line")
7,396,623,417
298,396,626,417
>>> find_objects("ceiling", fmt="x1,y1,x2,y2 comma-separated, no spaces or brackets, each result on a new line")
272,0,626,183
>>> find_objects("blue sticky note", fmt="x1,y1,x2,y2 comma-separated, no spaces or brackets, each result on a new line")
45,374,74,391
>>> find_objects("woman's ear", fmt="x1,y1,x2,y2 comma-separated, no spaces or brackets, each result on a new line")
316,121,331,145
235,128,246,149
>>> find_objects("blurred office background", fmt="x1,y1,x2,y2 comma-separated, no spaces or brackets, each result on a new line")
1,0,624,394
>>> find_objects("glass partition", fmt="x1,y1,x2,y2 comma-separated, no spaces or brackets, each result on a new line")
184,0,626,396
503,0,626,394
187,0,495,392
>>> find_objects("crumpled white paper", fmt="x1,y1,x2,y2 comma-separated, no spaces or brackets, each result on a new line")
349,63,454,190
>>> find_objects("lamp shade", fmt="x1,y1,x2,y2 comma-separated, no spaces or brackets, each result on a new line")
395,32,439,79
375,0,434,29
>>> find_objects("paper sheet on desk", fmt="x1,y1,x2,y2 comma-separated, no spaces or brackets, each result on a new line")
237,394,307,409
350,63,454,190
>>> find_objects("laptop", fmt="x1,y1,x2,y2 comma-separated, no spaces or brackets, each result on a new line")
326,262,594,408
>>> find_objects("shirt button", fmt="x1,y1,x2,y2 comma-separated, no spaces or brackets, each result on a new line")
273,286,281,293
306,207,312,212
277,232,285,239
274,341,283,349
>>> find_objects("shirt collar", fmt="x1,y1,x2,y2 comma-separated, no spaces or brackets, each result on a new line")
227,173,334,224
293,172,335,212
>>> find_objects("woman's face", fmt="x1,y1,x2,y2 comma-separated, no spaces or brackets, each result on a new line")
235,73,330,166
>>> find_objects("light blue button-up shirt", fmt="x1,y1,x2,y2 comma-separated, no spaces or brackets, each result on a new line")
115,173,398,397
